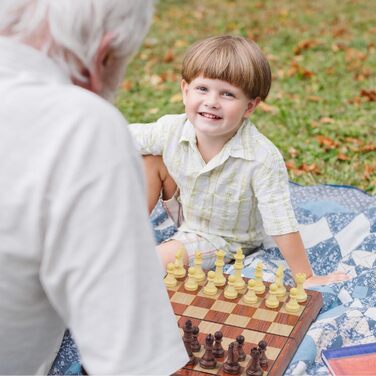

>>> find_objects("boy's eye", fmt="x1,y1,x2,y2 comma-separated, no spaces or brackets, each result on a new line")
196,86,208,92
223,91,235,98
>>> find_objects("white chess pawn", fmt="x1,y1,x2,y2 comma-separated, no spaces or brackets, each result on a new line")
224,275,238,300
184,267,199,291
174,248,186,279
234,249,246,291
242,279,258,304
294,273,308,302
265,283,280,309
164,262,177,288
275,265,286,298
203,271,218,296
254,262,266,295
285,287,300,313
194,250,206,282
213,250,226,286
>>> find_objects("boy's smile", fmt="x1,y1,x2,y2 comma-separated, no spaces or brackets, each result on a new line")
181,75,259,145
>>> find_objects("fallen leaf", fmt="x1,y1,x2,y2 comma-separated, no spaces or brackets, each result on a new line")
359,144,376,152
146,108,159,115
285,160,296,170
364,163,376,180
344,137,363,145
337,153,349,161
174,39,188,48
316,135,338,149
360,89,376,102
301,163,320,173
258,102,278,113
121,80,133,91
319,117,335,124
149,74,164,86
163,49,174,63
308,96,321,102
294,39,319,55
170,93,182,103
287,60,314,78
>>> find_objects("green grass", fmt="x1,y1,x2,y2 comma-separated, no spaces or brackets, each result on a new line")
117,0,376,194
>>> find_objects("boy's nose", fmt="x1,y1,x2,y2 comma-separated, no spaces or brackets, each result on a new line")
204,94,219,108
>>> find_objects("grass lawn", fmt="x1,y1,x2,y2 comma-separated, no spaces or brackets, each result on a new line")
117,0,376,194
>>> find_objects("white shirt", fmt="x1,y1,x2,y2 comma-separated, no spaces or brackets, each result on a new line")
0,37,187,375
130,114,298,254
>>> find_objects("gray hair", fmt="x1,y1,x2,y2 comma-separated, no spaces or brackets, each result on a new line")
0,0,154,81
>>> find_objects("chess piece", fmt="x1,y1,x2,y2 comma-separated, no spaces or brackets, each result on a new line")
174,248,186,278
182,319,197,365
191,326,201,352
275,265,286,298
246,347,262,376
213,249,226,286
224,275,238,300
242,279,258,304
236,335,246,361
194,250,206,282
295,273,308,302
285,287,300,313
265,283,280,309
213,331,225,358
203,271,218,296
254,262,265,295
199,334,217,369
184,267,199,291
258,340,268,367
223,342,241,374
164,262,177,288
234,249,246,291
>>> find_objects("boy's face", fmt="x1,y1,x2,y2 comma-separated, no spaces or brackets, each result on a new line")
181,75,259,144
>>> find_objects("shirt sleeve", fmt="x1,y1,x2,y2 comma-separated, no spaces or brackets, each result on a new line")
128,115,171,155
252,150,298,236
40,103,188,374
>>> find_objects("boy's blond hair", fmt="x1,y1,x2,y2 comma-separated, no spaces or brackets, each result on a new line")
182,35,271,100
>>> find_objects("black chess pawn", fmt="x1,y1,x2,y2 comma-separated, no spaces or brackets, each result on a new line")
199,334,217,369
191,326,201,352
213,331,225,358
236,335,246,361
246,347,262,376
182,319,197,366
258,340,268,367
223,342,241,375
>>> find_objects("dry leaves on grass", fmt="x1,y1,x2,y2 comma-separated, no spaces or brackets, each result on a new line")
287,60,314,78
286,160,320,176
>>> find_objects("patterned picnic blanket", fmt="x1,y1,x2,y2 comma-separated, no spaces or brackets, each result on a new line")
50,183,376,375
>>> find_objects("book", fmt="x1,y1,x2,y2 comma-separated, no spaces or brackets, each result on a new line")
322,342,376,375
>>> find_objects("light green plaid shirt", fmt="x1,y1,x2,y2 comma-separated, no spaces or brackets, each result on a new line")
129,114,297,252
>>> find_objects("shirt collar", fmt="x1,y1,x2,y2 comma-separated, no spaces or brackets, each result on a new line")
179,116,255,161
0,36,71,85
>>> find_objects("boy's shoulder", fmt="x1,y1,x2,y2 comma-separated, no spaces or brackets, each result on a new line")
243,122,284,164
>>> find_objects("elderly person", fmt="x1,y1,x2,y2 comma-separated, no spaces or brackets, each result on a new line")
0,1,187,374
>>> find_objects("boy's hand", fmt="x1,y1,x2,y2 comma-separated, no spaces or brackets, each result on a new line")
304,271,352,288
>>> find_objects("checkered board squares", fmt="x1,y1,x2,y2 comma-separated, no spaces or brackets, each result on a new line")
168,278,323,375
169,284,306,339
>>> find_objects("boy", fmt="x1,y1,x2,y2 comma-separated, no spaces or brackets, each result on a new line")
130,35,350,287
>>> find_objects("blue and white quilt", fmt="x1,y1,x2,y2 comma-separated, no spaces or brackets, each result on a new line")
50,183,376,375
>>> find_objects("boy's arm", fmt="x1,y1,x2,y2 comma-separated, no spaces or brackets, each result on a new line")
128,116,170,156
272,232,351,288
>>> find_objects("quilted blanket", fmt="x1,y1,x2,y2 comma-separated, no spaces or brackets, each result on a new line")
50,183,376,375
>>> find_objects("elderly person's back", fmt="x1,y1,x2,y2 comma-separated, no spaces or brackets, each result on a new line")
0,1,187,374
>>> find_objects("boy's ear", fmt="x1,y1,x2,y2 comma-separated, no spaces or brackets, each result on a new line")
180,79,189,105
244,97,261,117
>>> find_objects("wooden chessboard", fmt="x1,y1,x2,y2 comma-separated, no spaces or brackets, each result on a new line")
167,275,323,376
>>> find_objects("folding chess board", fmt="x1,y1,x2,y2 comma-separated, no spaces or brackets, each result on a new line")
167,276,323,376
